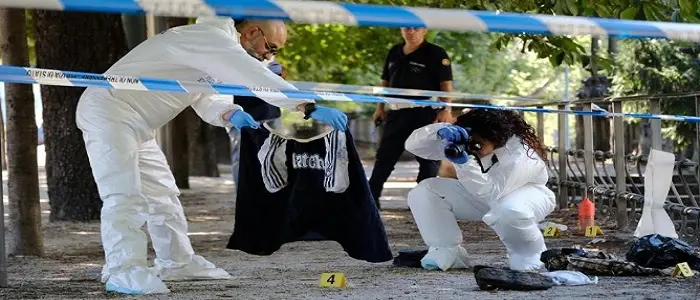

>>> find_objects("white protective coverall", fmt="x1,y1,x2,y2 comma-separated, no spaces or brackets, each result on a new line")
404,123,556,271
76,17,312,294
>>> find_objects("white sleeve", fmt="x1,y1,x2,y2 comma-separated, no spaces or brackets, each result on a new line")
166,28,313,111
258,134,289,193
404,123,452,161
454,158,513,202
191,94,240,128
454,143,549,202
323,130,349,193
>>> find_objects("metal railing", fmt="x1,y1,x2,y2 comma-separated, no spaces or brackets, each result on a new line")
522,92,700,245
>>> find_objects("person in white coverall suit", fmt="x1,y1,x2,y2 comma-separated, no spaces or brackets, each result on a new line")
404,109,555,272
76,17,348,294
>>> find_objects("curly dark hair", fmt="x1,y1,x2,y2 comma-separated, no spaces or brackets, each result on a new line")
455,109,547,162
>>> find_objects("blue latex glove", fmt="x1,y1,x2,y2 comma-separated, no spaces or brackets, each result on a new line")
267,61,283,76
309,105,348,131
228,110,259,130
444,146,469,164
438,125,470,164
437,125,469,143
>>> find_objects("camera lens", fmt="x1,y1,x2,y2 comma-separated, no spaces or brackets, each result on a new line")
444,144,465,158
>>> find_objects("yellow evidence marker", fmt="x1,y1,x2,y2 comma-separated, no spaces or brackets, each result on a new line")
543,226,560,237
585,225,604,237
320,273,347,288
671,262,695,278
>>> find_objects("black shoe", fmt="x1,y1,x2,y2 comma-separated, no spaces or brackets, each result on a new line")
392,249,429,268
474,265,554,291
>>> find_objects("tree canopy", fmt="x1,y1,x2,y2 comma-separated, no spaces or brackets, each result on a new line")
274,0,700,148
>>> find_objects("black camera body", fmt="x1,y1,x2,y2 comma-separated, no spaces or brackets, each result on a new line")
444,137,482,159
443,134,498,174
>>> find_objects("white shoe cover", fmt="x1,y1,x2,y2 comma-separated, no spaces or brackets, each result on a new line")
104,266,170,295
100,265,109,283
508,253,546,272
420,246,471,271
156,255,232,281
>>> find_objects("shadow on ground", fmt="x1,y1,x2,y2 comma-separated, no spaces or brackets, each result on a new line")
1,152,699,299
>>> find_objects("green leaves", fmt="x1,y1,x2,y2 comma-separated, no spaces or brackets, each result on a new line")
620,7,639,19
641,1,669,21
549,50,566,66
553,0,568,15
279,0,692,109
678,0,695,13
566,0,580,16
591,2,614,17
613,39,700,150
678,0,700,22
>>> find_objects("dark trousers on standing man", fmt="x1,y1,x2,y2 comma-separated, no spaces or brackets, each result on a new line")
368,107,440,209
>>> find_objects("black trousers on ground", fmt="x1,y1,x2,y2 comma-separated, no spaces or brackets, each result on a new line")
368,107,440,208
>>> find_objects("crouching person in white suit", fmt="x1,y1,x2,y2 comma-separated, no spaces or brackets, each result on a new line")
404,109,556,272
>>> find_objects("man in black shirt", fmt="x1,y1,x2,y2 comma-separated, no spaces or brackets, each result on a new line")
369,27,454,209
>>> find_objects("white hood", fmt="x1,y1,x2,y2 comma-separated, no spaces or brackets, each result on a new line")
195,16,239,40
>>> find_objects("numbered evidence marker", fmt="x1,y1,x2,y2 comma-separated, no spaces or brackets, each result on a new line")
671,262,695,278
543,226,560,237
585,225,604,237
320,273,347,288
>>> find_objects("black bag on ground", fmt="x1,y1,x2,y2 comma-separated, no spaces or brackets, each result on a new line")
626,234,700,270
392,249,428,268
474,265,554,291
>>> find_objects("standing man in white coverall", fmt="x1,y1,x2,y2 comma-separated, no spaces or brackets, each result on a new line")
403,109,555,272
76,17,348,295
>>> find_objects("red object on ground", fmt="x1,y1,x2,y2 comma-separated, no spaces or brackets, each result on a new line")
578,197,595,234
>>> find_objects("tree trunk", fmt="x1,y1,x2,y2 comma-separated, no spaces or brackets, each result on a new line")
186,108,220,177
215,127,231,165
166,17,189,29
0,106,7,170
575,112,584,150
637,121,652,156
121,14,146,49
594,108,611,152
168,111,190,188
33,11,128,221
0,8,43,256
164,17,191,188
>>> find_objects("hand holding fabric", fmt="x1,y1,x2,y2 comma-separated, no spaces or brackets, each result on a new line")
310,105,348,131
228,110,259,130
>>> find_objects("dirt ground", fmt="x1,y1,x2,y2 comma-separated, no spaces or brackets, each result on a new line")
1,156,699,299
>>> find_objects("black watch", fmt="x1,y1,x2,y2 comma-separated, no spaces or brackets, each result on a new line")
303,103,317,120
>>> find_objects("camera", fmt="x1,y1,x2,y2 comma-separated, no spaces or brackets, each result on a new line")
443,134,497,174
444,137,482,158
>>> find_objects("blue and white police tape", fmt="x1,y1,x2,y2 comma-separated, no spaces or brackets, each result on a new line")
0,65,440,106
0,65,696,123
4,0,700,42
290,81,544,102
290,80,609,112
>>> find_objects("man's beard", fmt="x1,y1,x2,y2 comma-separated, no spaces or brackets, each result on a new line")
243,41,264,61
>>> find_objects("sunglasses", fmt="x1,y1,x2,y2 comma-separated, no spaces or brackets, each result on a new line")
256,27,278,60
